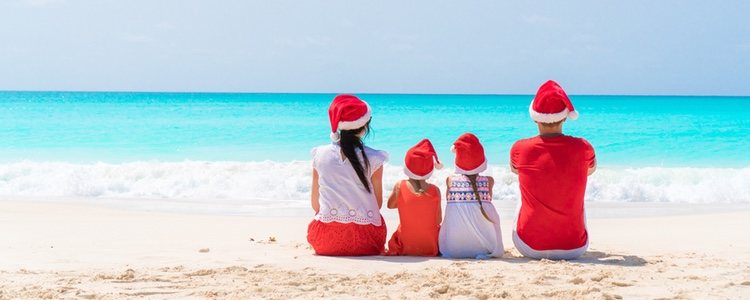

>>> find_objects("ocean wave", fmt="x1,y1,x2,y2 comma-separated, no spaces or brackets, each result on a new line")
0,161,748,208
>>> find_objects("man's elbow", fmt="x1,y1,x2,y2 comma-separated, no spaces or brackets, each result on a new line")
587,167,597,176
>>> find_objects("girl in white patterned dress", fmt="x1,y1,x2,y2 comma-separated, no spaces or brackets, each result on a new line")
438,133,504,259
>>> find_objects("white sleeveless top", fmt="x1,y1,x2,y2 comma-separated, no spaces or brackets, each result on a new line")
311,143,389,226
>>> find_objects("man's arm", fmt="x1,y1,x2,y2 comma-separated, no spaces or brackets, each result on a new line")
588,158,597,176
509,142,519,175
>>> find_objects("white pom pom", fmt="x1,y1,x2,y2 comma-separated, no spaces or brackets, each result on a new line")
450,145,456,153
435,162,444,170
568,110,579,120
330,132,340,142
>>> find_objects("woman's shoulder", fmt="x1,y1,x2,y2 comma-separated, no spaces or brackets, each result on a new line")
363,146,389,162
311,143,335,157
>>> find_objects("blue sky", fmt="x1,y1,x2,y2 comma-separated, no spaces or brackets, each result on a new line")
0,0,748,95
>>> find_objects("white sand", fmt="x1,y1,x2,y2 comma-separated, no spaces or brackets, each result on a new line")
1,200,749,299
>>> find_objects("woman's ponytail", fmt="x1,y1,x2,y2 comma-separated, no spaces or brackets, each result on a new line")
339,123,372,193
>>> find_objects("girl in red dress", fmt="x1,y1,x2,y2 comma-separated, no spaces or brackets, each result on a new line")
386,139,442,256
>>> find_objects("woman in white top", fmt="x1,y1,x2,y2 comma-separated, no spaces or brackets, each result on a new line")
439,133,504,259
307,94,389,256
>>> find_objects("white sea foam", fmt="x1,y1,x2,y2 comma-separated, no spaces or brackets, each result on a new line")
0,161,748,214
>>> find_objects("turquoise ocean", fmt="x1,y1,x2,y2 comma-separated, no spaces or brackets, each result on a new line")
1,92,749,214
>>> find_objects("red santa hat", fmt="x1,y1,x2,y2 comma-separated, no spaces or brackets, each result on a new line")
529,80,579,123
451,133,487,175
403,139,443,180
328,94,372,141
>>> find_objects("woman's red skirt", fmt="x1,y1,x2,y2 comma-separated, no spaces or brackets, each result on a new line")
307,217,387,256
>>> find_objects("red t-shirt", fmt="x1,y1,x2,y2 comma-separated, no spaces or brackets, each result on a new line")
510,135,595,251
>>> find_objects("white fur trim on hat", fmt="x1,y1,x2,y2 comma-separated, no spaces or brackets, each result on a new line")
403,166,433,180
337,103,372,131
454,159,487,175
529,102,578,123
330,132,340,142
567,110,579,120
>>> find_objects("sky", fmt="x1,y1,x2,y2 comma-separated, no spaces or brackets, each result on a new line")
0,0,748,95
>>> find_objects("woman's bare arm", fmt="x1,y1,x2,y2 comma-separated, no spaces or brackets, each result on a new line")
371,166,384,208
311,169,320,214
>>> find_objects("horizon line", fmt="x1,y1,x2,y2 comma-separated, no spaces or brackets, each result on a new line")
0,89,748,98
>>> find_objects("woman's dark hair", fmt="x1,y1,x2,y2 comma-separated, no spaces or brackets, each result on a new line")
339,121,372,193
466,174,494,223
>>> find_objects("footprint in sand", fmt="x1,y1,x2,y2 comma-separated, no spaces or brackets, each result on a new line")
184,269,215,277
603,293,623,300
685,275,706,281
610,281,633,287
590,271,611,282
158,265,185,272
569,277,585,285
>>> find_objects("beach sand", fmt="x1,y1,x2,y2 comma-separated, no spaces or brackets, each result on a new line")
1,200,749,299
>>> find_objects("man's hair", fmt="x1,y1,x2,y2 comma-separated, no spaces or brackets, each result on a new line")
538,119,564,128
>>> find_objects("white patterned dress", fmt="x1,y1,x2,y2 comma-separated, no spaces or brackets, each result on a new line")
438,174,504,258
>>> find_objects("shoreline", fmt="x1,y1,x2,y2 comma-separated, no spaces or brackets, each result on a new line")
4,196,750,219
1,200,749,298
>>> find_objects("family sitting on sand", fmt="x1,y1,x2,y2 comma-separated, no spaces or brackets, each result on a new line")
308,80,596,260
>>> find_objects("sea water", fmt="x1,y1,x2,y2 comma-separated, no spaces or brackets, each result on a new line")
1,92,748,215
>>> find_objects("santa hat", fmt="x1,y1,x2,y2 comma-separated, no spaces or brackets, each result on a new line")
451,133,487,175
403,139,443,180
328,94,371,141
529,80,579,123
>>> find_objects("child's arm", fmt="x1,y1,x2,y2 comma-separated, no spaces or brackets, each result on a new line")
487,176,495,199
445,177,451,200
434,185,442,225
311,169,320,214
371,166,384,209
386,181,401,209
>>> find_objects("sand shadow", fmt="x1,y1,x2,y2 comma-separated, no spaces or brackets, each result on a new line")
501,250,648,266
575,251,648,266
320,250,647,267
337,255,433,264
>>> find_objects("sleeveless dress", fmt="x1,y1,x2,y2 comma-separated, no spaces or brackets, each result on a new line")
386,180,441,256
307,142,389,256
438,174,504,259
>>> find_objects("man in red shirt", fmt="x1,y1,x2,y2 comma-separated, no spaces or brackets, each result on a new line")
510,80,596,260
